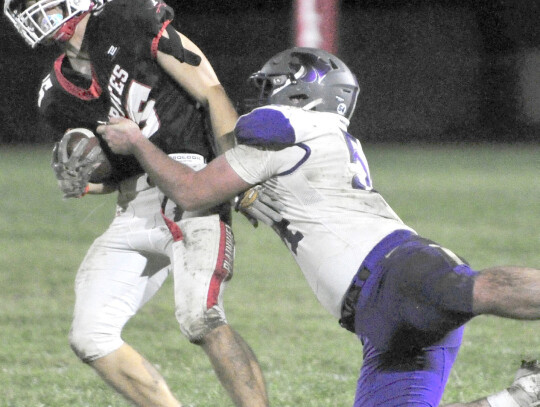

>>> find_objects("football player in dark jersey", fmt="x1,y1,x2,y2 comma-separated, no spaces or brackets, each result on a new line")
5,0,268,406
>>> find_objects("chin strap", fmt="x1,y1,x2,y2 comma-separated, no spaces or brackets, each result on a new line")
302,98,323,111
157,23,201,66
53,11,90,43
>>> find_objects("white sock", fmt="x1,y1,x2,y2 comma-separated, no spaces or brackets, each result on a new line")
487,389,522,407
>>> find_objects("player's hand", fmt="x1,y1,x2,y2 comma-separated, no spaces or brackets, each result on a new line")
235,185,284,228
51,136,101,199
97,117,143,155
55,170,91,199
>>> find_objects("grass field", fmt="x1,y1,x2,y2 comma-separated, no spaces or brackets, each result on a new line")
0,143,538,406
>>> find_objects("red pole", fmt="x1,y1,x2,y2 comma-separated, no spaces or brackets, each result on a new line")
295,0,339,53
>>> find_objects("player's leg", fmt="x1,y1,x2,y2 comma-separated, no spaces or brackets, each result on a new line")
172,215,268,407
352,232,477,353
354,328,463,407
349,232,478,406
397,249,540,406
472,266,540,319
69,234,180,406
354,329,531,407
90,343,181,407
443,360,540,406
391,256,540,406
357,354,539,407
443,266,540,406
199,324,268,407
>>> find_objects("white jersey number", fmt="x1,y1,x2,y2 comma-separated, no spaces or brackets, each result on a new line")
344,132,373,191
38,74,53,108
125,81,160,139
107,64,160,139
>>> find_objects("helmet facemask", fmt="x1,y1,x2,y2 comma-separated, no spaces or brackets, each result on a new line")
245,71,296,109
4,0,97,48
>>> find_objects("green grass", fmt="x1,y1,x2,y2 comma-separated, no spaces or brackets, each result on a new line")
0,143,538,406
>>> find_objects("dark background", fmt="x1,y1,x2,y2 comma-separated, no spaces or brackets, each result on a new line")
1,0,540,143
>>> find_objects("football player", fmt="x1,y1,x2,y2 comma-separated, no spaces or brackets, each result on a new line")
4,0,268,406
99,47,540,407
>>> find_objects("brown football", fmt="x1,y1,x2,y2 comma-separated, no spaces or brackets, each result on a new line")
64,128,112,183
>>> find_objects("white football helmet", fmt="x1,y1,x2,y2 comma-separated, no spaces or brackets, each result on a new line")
4,0,103,48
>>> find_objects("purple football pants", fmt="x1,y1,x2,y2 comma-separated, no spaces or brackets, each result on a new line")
350,230,477,406
354,328,463,406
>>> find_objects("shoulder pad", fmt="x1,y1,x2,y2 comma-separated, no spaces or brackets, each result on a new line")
235,107,296,147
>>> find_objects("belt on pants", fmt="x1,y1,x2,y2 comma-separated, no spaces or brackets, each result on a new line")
339,266,370,333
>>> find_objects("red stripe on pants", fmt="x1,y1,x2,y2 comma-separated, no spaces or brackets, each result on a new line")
207,222,233,309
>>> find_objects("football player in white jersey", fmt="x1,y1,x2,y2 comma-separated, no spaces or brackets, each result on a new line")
99,47,540,407
4,0,269,406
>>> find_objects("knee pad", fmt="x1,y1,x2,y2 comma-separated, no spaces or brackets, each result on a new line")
176,304,228,343
69,321,124,363
172,215,234,343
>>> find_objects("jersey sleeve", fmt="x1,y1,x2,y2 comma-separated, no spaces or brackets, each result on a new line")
234,106,331,147
225,144,308,185
235,107,296,147
131,0,175,59
95,0,174,60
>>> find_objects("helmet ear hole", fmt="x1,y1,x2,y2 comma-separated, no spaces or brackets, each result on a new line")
288,94,309,106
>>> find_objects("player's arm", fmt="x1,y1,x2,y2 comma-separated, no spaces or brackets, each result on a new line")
86,182,117,195
156,31,237,153
98,117,250,210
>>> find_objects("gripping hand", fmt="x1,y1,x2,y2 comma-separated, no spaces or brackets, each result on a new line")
235,185,284,228
51,132,104,199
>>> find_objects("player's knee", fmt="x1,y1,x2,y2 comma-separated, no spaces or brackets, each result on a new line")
176,305,228,343
69,324,123,363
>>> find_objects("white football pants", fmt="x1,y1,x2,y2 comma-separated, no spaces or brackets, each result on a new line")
69,172,233,362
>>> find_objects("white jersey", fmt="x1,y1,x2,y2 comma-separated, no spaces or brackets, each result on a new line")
226,106,415,318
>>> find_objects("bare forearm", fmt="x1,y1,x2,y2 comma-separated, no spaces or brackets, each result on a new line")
130,139,245,211
129,137,198,208
97,118,197,208
87,181,117,195
98,117,249,211
207,85,238,153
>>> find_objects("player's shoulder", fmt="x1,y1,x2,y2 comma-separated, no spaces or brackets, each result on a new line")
38,55,70,110
235,106,295,147
88,0,174,54
235,106,344,147
239,105,341,129
96,0,173,27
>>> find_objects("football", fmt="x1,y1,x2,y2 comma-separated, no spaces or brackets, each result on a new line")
64,128,112,183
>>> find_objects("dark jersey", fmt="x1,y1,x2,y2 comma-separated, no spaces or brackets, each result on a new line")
37,54,147,181
38,0,230,221
84,0,217,181
38,53,107,134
